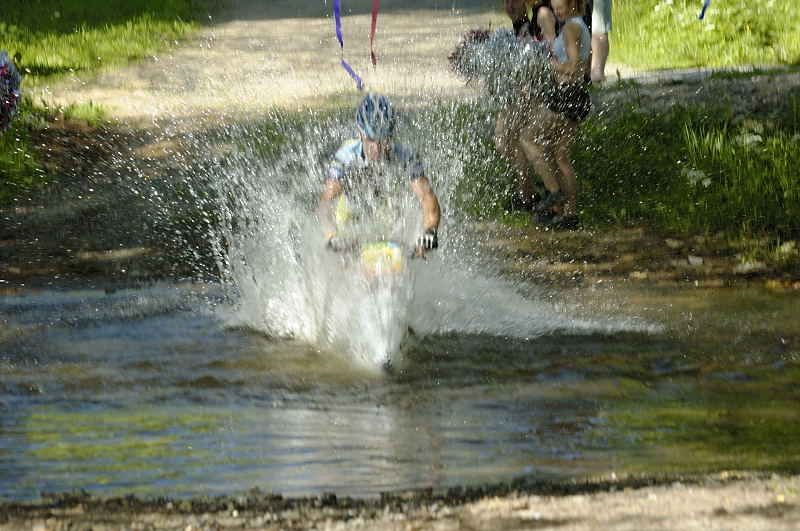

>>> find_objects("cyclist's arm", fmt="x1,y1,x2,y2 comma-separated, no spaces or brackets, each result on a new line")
318,178,344,239
410,175,440,231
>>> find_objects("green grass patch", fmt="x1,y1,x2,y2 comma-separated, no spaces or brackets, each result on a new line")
1,0,214,80
0,98,46,205
573,96,800,240
0,97,115,204
62,101,109,126
1,0,217,206
612,0,800,69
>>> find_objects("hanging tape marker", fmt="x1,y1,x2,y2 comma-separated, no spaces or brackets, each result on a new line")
341,59,363,90
699,0,711,20
334,0,343,47
334,0,364,90
370,0,380,67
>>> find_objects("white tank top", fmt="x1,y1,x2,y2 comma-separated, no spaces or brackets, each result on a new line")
552,16,590,63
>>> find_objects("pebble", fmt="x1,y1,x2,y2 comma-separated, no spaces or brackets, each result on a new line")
687,255,704,266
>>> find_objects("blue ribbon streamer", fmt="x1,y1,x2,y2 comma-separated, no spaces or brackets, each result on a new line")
334,0,344,46
699,0,711,20
341,59,364,90
334,0,364,90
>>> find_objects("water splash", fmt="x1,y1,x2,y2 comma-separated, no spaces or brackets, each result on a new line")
164,103,659,370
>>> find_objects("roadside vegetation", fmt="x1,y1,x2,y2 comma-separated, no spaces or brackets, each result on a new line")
0,0,214,204
576,98,800,239
1,0,209,79
454,94,800,265
611,0,800,69
0,102,44,205
0,100,110,204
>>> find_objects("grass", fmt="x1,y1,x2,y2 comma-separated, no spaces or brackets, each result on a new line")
573,96,800,241
0,98,112,204
611,0,800,69
0,0,215,205
441,94,800,245
0,99,46,205
0,0,210,80
61,101,109,126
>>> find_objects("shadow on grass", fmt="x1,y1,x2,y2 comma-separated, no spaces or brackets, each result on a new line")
3,0,215,34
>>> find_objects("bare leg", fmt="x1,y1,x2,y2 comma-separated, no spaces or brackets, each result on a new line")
519,107,564,196
552,120,579,217
495,108,536,204
591,33,609,83
518,130,561,194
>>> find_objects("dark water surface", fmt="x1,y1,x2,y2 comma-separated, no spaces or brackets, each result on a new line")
1,282,798,501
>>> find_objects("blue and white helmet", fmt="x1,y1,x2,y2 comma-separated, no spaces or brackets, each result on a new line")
355,93,396,140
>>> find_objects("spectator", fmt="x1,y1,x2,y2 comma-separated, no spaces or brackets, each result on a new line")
495,0,559,211
518,0,590,229
589,0,611,82
0,51,22,132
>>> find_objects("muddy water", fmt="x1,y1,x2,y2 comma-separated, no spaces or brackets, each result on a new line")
1,281,797,501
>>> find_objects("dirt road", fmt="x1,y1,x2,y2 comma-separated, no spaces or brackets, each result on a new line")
37,0,505,123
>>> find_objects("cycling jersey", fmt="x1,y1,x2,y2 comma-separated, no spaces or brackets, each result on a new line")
327,138,425,183
326,138,426,242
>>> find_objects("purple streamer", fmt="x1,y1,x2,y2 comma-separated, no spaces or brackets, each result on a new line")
334,0,343,46
334,0,364,90
341,59,364,90
699,0,711,20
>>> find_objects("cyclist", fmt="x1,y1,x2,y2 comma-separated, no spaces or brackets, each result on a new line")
318,93,441,258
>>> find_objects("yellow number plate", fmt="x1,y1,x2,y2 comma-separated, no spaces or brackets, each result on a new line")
360,242,404,276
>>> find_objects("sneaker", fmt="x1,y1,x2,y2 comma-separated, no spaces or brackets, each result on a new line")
511,193,534,212
534,190,565,213
531,209,556,224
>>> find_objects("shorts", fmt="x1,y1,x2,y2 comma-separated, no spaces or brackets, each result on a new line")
591,0,612,34
545,82,591,122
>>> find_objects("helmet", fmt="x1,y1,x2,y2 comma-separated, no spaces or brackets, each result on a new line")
355,93,396,140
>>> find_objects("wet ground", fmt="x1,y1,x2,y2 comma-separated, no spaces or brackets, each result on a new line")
1,472,799,529
1,280,799,530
